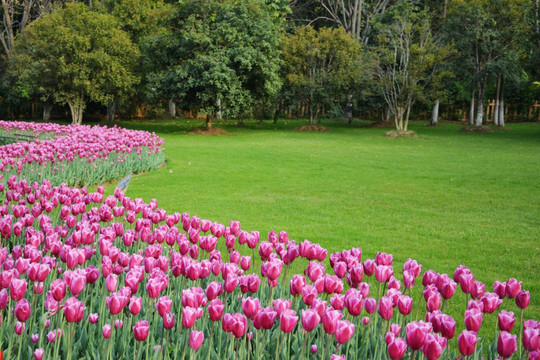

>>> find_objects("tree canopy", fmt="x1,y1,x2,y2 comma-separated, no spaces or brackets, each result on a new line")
10,2,139,124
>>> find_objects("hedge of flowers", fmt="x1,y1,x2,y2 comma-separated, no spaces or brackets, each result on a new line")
0,176,537,360
0,121,165,187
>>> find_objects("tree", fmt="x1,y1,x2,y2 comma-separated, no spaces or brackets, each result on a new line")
374,1,454,132
281,26,370,125
148,0,283,128
10,2,139,124
445,0,528,126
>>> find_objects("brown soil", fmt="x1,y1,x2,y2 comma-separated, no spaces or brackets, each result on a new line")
369,121,395,128
384,130,417,138
460,125,495,133
295,125,330,132
188,127,230,135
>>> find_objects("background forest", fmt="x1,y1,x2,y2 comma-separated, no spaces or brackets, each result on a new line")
0,0,539,131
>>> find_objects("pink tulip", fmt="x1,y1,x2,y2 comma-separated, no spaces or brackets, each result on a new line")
88,313,99,324
423,333,446,360
497,331,517,359
426,293,441,312
330,294,345,310
311,344,318,353
494,281,507,299
257,306,278,330
156,295,172,317
273,298,291,316
129,296,142,315
375,265,393,283
301,309,320,332
163,312,175,330
290,274,306,297
498,310,516,332
406,321,431,351
189,330,204,350
106,274,118,292
378,296,393,320
481,292,503,313
397,295,413,315
516,290,530,309
388,337,407,360
440,314,456,339
457,330,479,356
9,278,27,301
301,285,318,306
322,309,343,335
15,321,25,335
33,348,44,360
365,297,377,314
330,355,345,360
31,333,39,343
242,297,261,319
208,299,224,321
280,309,298,333
47,330,56,342
182,307,198,328
464,308,483,332
64,297,85,322
133,320,150,341
103,324,111,339
345,294,363,316
335,320,355,344
14,298,31,322
506,278,521,299
523,327,540,352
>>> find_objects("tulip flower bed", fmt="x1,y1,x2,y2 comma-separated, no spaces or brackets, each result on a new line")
0,176,537,360
0,121,165,187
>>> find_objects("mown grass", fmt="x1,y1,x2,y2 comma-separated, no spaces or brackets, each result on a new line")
109,118,540,327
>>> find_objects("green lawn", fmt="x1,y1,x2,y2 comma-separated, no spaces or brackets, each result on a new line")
109,118,540,323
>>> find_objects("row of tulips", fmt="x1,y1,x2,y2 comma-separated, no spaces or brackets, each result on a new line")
0,176,536,359
0,121,165,187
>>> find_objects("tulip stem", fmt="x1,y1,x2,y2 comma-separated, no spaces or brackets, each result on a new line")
68,322,74,360
206,322,214,360
135,340,141,360
181,330,188,360
275,330,286,360
301,330,309,360
518,308,524,359
411,349,417,360
16,332,22,360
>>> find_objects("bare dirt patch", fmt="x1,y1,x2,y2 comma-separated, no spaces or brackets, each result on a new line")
384,130,417,138
188,127,230,135
369,121,395,128
460,125,495,133
295,125,330,132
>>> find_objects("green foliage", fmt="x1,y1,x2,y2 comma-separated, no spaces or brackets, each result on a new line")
147,0,283,123
281,26,372,124
10,3,140,123
373,1,455,130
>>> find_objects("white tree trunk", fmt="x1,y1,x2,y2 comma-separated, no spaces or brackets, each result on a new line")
107,97,117,124
475,80,485,126
431,99,439,125
468,90,475,126
493,74,501,126
68,102,84,125
215,97,222,120
499,86,505,127
168,97,176,117
43,102,52,121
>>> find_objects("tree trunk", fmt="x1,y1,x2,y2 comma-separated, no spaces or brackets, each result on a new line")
68,92,84,125
475,79,486,126
206,115,213,129
499,75,505,127
168,97,176,117
345,93,353,124
309,93,316,125
43,102,52,121
68,102,84,125
107,96,117,124
215,97,222,121
468,89,475,126
431,99,440,125
493,74,501,126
